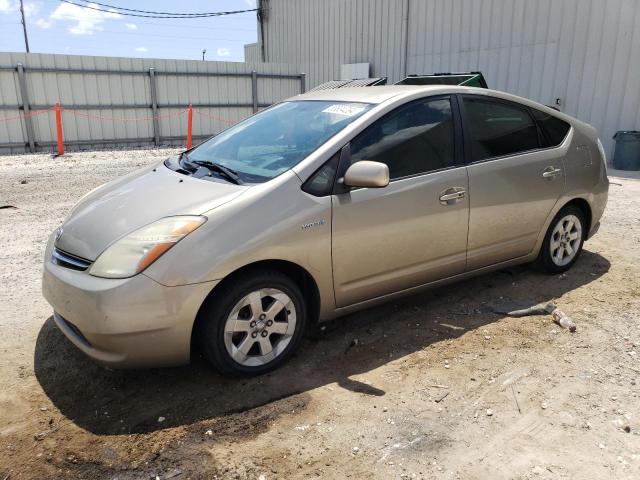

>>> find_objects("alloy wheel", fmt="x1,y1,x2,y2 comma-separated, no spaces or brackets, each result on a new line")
549,214,582,267
223,288,297,367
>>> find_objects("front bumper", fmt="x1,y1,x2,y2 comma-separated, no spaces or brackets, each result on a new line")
42,235,218,368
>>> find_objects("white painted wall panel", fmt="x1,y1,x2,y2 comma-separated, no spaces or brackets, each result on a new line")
261,0,640,157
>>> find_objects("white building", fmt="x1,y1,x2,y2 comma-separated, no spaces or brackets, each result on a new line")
248,0,640,157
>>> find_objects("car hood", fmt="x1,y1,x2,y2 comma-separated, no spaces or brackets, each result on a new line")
55,161,248,261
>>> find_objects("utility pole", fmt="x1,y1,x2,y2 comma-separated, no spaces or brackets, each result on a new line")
202,49,206,61
19,0,30,53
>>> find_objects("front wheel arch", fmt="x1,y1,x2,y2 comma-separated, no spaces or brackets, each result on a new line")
191,260,321,349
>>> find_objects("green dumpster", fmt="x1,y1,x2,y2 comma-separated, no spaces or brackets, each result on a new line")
612,131,640,171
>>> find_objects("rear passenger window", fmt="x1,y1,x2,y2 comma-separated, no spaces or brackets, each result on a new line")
350,97,455,179
462,96,540,161
531,108,571,147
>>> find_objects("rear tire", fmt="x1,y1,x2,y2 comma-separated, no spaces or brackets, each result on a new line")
535,205,586,274
196,270,307,377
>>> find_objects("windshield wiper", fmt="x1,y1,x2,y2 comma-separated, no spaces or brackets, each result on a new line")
179,152,243,185
191,160,244,185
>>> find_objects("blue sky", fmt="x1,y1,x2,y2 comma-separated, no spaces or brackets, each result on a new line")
0,0,258,61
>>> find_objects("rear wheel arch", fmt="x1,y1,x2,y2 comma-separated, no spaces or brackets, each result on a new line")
562,198,592,235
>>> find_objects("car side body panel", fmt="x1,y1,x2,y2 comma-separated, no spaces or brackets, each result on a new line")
465,133,570,270
143,170,338,320
332,166,469,307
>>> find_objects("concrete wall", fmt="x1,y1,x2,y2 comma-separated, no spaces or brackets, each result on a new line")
0,52,304,153
259,0,640,157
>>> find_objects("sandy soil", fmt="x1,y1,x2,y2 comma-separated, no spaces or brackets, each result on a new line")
0,149,638,480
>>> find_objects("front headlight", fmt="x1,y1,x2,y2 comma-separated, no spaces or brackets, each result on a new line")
89,216,206,279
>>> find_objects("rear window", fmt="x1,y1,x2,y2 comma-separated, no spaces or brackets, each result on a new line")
531,108,571,147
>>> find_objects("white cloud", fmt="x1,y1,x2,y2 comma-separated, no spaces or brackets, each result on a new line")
0,1,39,16
0,0,16,14
124,22,137,30
35,17,51,29
244,0,256,7
51,1,120,35
216,47,230,57
135,46,148,52
23,1,39,16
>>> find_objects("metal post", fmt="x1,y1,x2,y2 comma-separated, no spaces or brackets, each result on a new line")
55,102,64,156
149,68,160,146
186,104,193,149
300,73,306,93
251,70,258,113
16,63,35,152
19,0,30,53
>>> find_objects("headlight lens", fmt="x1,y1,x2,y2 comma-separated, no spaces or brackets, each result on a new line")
89,216,206,278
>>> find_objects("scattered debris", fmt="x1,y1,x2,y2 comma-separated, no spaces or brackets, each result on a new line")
551,307,577,332
486,409,494,417
157,416,166,423
507,302,555,317
510,385,521,414
435,391,450,403
502,301,577,332
20,179,27,184
345,338,359,354
0,205,17,210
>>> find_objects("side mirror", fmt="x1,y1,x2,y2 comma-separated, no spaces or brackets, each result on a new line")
342,161,390,188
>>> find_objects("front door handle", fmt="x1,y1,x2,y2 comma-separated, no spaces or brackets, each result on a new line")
542,166,562,179
439,187,466,205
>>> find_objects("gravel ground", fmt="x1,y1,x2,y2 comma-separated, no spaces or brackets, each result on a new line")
0,149,639,480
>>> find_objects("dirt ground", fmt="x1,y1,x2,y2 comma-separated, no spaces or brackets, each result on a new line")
0,149,639,480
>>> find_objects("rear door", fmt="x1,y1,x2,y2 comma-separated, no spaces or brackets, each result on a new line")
331,95,469,307
460,95,568,270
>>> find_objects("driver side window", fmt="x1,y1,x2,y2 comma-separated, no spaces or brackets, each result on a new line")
350,97,455,180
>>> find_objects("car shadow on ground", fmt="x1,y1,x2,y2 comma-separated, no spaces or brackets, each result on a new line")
34,250,610,436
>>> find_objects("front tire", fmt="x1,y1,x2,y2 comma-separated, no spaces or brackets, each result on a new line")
197,270,307,377
536,205,586,274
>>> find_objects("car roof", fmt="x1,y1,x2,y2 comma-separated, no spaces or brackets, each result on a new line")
290,85,583,127
292,85,454,104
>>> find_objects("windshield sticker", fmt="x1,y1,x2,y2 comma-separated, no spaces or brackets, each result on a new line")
322,104,366,117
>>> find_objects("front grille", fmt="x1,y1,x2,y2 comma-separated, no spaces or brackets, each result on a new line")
52,247,92,271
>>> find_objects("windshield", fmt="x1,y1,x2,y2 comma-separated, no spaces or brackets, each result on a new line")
188,100,372,183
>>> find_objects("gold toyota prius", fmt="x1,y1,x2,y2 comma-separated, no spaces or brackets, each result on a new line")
42,86,609,376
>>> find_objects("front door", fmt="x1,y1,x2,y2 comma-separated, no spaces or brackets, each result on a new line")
331,96,469,307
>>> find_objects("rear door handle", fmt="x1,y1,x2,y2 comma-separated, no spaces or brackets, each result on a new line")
542,167,562,178
439,187,466,205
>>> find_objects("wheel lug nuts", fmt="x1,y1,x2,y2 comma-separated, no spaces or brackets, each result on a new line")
251,332,258,338
259,313,266,320
261,330,268,337
266,320,273,326
249,321,256,327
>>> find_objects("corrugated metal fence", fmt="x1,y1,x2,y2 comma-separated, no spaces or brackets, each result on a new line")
0,53,305,154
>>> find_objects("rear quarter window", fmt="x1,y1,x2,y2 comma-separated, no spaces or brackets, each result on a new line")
531,109,571,147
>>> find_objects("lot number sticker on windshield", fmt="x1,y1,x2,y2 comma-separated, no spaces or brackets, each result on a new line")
322,104,366,117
